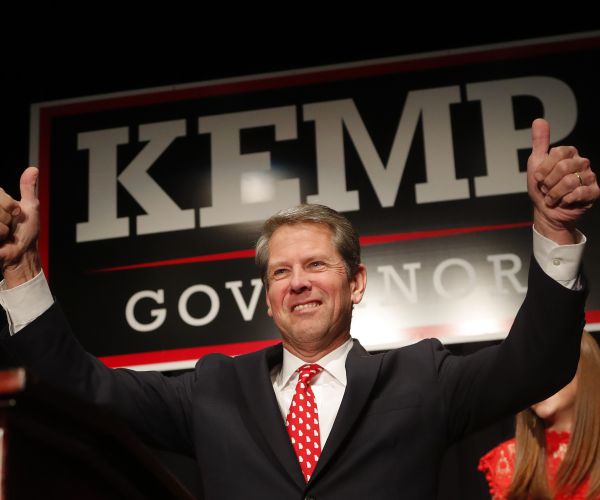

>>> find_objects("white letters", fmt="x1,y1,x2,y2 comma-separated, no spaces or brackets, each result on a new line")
487,253,527,293
467,76,577,197
178,284,220,327
225,279,263,321
412,86,469,204
306,88,467,209
303,100,360,210
125,279,266,331
77,120,193,242
119,120,194,235
374,253,527,305
432,258,477,299
199,106,300,227
125,289,167,332
77,75,579,241
376,263,422,303
77,127,130,242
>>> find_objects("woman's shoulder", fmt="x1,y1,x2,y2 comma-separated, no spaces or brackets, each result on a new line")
479,438,517,472
479,439,517,500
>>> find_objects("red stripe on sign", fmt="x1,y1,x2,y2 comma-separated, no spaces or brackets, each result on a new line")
33,36,600,119
359,221,531,246
90,249,257,273
586,310,600,324
38,111,52,280
90,221,532,273
99,339,282,368
398,319,515,341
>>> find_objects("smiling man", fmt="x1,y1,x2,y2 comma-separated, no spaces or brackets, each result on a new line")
0,119,599,499
258,214,366,362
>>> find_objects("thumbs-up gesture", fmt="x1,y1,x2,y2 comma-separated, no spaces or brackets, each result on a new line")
527,119,599,244
0,167,41,287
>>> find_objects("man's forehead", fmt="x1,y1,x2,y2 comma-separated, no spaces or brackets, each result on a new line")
269,222,334,244
267,223,337,262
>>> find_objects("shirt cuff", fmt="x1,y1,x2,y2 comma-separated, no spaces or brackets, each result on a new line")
532,226,586,289
0,271,54,335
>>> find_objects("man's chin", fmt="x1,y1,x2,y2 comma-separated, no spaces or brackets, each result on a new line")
283,326,329,345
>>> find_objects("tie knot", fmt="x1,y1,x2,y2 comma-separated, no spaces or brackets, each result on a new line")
297,364,323,383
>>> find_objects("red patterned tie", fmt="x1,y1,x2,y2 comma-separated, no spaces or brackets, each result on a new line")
286,363,324,482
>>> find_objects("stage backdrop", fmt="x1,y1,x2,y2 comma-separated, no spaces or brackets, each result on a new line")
30,33,600,370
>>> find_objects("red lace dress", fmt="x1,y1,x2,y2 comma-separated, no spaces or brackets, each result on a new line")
478,430,591,499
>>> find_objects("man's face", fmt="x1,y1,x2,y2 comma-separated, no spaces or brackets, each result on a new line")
265,223,366,357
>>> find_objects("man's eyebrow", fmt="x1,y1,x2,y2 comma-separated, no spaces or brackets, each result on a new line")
267,253,335,268
267,260,288,269
268,254,331,269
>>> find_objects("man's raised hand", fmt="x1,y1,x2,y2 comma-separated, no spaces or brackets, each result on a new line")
0,167,41,287
527,119,599,244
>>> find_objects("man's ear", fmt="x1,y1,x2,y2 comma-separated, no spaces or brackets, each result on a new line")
350,264,367,305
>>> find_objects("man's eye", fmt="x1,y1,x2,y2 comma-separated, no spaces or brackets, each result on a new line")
310,261,325,269
272,269,287,278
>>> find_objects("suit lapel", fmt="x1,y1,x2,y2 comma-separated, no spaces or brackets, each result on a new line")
310,339,382,483
233,343,305,487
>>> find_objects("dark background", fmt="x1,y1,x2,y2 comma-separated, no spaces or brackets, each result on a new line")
1,27,599,499
5,26,600,190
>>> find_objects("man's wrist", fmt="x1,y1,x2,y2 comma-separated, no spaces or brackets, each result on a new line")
532,208,577,245
532,226,585,288
2,250,42,289
0,270,53,335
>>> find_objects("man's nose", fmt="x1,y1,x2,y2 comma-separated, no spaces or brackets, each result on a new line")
290,267,311,293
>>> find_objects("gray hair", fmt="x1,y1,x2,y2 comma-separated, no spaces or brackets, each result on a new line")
255,204,361,285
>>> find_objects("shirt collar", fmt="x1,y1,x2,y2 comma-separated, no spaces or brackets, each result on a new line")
275,337,354,390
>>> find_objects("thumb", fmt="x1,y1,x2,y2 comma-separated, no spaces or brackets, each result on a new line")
19,166,39,203
530,118,550,163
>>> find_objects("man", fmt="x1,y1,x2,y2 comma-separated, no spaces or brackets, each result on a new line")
0,119,598,499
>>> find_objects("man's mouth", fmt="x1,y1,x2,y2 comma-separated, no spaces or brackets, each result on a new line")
292,301,321,312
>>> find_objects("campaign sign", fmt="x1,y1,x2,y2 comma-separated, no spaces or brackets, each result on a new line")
31,33,600,369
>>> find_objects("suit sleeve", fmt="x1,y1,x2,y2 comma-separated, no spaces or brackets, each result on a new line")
436,256,587,443
0,302,197,456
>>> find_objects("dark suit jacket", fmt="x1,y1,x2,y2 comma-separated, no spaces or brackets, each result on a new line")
2,259,587,499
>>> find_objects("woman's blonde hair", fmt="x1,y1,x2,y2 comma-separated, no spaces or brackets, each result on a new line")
508,330,600,499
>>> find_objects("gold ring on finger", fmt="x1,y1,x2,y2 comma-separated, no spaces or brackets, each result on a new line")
574,171,584,187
